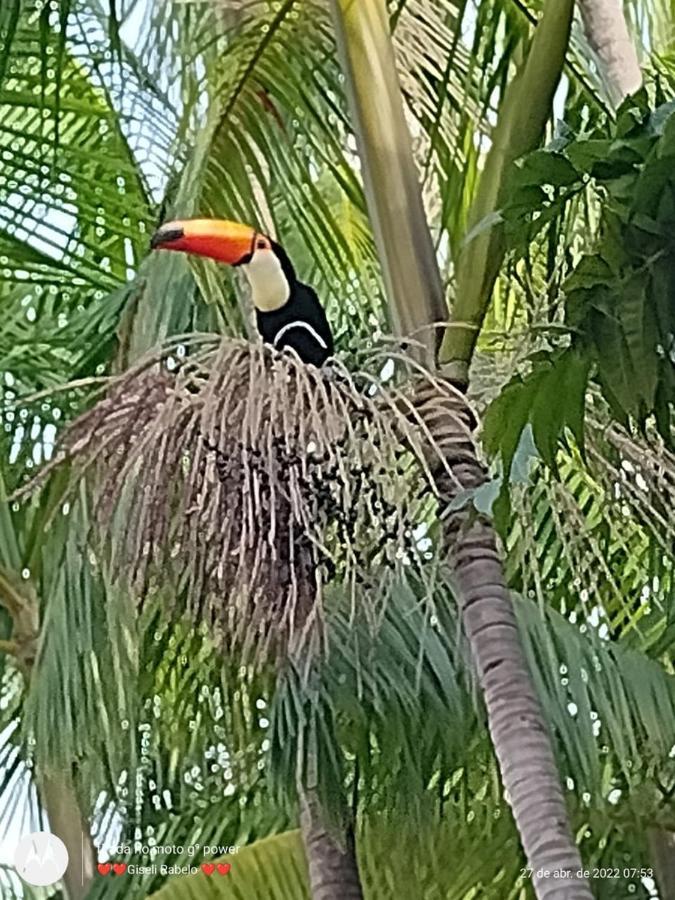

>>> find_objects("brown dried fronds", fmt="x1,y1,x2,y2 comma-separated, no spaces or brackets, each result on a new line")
21,336,473,660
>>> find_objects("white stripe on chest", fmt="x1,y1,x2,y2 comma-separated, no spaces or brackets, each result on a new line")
273,320,328,350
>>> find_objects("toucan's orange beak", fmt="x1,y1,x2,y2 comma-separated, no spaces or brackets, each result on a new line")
150,218,257,265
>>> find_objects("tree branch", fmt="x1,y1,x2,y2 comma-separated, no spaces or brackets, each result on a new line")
0,564,39,674
0,566,29,618
0,638,18,656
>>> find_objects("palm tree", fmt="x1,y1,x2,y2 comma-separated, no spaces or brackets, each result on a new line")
0,2,674,900
330,2,592,897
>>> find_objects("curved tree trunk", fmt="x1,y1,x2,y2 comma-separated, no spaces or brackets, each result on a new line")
577,0,642,107
330,1,592,898
414,381,591,900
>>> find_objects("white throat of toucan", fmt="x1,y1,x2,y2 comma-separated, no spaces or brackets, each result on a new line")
243,248,290,312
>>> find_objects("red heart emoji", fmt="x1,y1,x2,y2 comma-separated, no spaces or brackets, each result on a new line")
217,863,231,875
201,863,215,876
113,863,127,875
97,863,111,876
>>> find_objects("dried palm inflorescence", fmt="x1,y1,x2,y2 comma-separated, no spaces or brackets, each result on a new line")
25,335,473,659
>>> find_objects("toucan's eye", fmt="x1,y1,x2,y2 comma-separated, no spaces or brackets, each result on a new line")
256,238,267,250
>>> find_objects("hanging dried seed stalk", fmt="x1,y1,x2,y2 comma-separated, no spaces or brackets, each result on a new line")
17,336,472,662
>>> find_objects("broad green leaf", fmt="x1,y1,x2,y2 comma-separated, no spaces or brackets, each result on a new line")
513,149,579,188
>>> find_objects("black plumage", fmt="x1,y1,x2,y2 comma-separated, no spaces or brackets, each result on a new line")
255,242,334,367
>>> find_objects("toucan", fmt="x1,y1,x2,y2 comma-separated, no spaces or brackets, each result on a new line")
150,219,334,367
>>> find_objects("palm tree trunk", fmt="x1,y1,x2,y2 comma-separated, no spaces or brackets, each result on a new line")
295,711,363,900
577,0,642,107
413,382,592,900
39,768,96,900
299,788,364,900
0,566,95,900
648,828,675,899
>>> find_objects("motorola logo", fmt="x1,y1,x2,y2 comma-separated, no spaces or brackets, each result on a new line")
14,832,69,887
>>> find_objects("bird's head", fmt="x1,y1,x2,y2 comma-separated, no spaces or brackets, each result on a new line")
151,217,295,312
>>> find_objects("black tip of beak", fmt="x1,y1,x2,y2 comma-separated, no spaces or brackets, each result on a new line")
150,225,184,249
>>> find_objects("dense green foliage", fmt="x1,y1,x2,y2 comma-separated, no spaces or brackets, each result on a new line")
486,92,675,485
0,1,673,899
